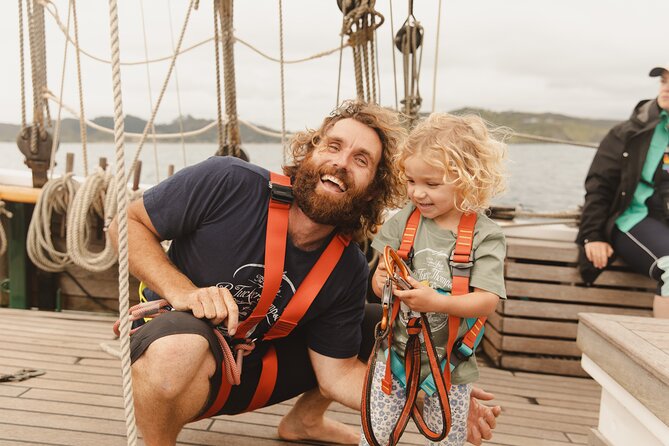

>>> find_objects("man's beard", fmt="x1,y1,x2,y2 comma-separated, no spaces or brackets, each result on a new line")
292,159,370,231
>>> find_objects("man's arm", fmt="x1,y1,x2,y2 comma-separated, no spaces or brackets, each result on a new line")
109,198,238,332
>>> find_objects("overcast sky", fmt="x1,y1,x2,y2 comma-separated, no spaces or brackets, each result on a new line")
0,0,667,132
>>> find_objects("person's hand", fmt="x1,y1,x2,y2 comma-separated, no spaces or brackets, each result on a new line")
392,276,441,313
171,286,239,335
584,241,614,269
467,386,501,445
374,262,389,294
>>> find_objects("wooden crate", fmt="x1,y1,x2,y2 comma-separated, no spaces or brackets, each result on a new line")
482,224,656,377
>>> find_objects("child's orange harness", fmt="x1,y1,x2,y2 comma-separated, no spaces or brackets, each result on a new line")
115,172,350,417
361,209,485,446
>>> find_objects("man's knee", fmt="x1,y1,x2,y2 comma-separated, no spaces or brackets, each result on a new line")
133,333,215,400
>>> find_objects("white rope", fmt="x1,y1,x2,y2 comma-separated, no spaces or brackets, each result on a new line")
18,0,28,131
167,0,188,168
389,0,398,111
71,0,89,176
138,0,160,183
127,0,197,178
106,0,136,443
66,168,118,272
27,173,79,272
0,202,13,258
42,0,343,66
44,92,290,139
48,0,72,179
431,0,442,113
278,0,287,163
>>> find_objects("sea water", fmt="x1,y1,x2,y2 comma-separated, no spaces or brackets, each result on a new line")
0,141,595,213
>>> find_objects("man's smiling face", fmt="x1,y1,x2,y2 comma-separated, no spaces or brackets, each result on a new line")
292,118,383,228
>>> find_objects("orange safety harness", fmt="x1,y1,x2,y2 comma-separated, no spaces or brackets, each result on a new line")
114,172,350,417
361,209,485,446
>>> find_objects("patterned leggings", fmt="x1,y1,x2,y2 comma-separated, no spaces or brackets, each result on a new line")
360,365,471,446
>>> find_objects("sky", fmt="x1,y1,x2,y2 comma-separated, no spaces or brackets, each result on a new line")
0,0,667,133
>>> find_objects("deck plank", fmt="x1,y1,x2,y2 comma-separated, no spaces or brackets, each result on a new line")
0,308,601,445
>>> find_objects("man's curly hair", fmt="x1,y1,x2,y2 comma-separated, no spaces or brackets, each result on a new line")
283,100,406,241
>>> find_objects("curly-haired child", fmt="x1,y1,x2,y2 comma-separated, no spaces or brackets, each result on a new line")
362,113,508,446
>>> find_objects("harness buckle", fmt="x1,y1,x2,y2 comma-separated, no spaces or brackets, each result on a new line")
269,181,293,205
449,252,473,278
452,339,474,362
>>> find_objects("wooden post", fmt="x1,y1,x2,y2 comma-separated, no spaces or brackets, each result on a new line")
99,157,107,170
61,153,75,238
167,164,175,177
65,152,74,174
132,160,142,191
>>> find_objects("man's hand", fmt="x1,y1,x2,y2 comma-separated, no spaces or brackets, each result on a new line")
171,286,239,335
467,387,501,445
584,241,614,269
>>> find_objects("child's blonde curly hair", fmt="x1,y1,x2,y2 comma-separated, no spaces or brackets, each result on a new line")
397,113,508,213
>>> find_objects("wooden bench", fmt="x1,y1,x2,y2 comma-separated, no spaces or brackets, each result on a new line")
482,223,656,377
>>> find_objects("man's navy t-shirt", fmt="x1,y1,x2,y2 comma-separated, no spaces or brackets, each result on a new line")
142,156,368,358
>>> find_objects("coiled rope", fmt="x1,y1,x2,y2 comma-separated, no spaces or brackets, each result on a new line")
66,168,118,272
341,0,384,103
0,202,13,257
27,173,79,272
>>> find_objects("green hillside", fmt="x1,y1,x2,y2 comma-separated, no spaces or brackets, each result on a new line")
449,108,618,145
0,109,620,145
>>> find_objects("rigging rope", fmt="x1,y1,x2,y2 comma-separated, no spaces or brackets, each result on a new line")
27,173,79,272
48,0,72,179
212,0,226,156
18,0,28,132
0,202,12,258
398,0,424,125
44,92,292,140
341,0,384,103
27,0,48,153
127,0,197,178
71,0,88,176
278,0,287,163
388,0,398,111
42,0,343,66
138,0,161,183
431,0,442,113
218,0,242,158
106,0,136,442
167,0,188,168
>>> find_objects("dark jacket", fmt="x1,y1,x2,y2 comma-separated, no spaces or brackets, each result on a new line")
576,99,663,283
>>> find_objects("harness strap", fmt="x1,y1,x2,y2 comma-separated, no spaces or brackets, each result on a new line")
234,172,291,340
396,208,420,262
246,345,278,412
263,234,350,340
450,212,476,296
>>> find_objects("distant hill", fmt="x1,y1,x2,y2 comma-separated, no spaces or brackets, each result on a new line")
0,115,282,144
449,108,618,145
0,110,620,145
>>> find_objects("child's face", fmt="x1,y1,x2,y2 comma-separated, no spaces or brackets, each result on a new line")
404,155,461,226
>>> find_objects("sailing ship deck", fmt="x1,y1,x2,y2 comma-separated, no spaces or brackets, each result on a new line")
0,308,602,446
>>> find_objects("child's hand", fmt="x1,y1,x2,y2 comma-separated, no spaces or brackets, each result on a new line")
374,262,389,293
393,276,443,313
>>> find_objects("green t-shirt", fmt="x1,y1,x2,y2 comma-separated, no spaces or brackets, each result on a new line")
371,204,507,385
616,110,669,232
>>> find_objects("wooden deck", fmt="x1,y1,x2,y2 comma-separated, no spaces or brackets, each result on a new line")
0,308,601,446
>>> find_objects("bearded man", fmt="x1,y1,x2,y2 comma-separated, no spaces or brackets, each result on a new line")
110,101,500,446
